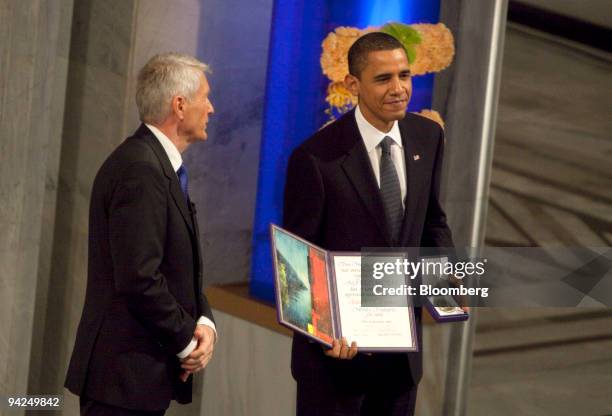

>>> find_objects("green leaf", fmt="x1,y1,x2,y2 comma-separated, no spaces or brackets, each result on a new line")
381,22,422,64
405,46,417,63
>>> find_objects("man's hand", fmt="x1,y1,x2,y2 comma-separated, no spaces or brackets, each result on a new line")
323,337,358,360
179,325,215,382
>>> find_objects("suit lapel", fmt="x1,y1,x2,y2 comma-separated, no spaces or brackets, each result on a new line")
339,112,392,245
137,124,195,235
398,117,425,245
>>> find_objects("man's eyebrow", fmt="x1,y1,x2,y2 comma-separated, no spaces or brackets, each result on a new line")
372,69,411,80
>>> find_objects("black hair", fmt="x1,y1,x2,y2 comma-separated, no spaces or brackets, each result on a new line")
348,32,405,78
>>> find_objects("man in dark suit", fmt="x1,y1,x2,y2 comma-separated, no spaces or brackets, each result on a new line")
283,33,454,415
65,53,217,415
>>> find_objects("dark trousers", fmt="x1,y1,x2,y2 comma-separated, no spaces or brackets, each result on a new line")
296,380,417,416
294,341,418,416
296,352,417,416
80,396,166,416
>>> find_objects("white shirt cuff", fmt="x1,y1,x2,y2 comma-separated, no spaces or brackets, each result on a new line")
177,337,197,359
176,316,218,359
198,316,217,344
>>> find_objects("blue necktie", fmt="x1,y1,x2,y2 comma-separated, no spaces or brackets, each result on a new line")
177,164,189,202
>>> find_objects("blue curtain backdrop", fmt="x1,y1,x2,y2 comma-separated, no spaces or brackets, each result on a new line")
251,0,441,302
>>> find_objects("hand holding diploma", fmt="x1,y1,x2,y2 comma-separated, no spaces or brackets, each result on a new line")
323,337,358,360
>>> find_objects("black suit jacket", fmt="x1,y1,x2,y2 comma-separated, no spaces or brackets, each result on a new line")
283,109,453,389
65,124,214,411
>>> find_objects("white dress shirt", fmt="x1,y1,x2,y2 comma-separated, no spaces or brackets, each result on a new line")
145,124,217,358
354,106,407,208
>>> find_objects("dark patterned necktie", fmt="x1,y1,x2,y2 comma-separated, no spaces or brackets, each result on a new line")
380,136,403,243
177,164,189,202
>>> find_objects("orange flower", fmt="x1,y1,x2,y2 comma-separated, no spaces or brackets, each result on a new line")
321,26,376,82
411,23,455,75
321,24,454,81
325,82,357,109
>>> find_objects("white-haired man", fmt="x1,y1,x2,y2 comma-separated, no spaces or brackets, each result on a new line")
65,53,216,416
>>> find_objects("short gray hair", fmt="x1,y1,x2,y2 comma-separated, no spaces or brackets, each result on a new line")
136,53,210,124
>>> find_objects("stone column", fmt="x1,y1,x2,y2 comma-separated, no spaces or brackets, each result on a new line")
432,1,509,415
29,1,138,414
0,2,73,415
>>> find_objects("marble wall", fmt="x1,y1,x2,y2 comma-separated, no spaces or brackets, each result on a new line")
33,3,139,414
187,0,274,286
0,2,74,415
197,311,297,416
26,0,75,401
1,0,272,415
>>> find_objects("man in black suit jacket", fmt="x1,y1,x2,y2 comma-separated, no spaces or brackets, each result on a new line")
283,33,454,415
65,53,217,415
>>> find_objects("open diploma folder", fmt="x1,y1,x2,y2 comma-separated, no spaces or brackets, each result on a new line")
270,224,418,352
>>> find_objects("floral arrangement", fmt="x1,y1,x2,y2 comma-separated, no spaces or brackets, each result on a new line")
320,22,454,127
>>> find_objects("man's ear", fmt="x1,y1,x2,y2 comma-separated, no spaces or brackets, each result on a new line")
344,74,359,97
172,95,186,121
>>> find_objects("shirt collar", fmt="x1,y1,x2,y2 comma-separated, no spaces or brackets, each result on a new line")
145,123,183,172
355,105,402,153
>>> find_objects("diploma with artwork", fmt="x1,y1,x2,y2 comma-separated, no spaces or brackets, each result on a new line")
270,224,418,352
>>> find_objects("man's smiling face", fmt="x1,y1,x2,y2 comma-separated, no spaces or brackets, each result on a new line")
346,48,412,132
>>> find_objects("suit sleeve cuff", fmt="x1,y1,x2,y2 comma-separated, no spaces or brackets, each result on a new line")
176,316,218,358
176,337,197,359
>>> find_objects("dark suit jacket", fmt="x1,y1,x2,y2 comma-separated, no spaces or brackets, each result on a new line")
283,109,453,390
65,124,214,411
